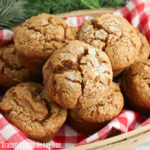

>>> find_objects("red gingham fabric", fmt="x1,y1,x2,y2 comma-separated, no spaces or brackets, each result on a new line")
0,30,13,46
0,0,150,149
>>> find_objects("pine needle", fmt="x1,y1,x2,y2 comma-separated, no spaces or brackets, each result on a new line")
0,0,27,29
81,0,101,9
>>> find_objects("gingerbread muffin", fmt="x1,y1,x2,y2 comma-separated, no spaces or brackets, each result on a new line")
135,30,150,62
0,82,67,142
14,13,75,73
77,14,141,77
43,40,113,109
0,44,35,87
122,60,150,115
70,27,78,39
68,82,124,134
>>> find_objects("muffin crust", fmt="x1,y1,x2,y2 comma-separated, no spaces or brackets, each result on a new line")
0,44,34,87
68,82,124,134
43,40,112,109
0,82,67,142
78,14,141,77
14,13,75,73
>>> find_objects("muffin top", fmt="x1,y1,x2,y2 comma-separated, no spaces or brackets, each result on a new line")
122,60,150,109
0,44,33,87
14,13,75,62
78,13,141,73
69,82,124,123
43,40,112,109
0,82,67,142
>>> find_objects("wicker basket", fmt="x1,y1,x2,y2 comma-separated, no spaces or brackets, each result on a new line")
56,8,150,150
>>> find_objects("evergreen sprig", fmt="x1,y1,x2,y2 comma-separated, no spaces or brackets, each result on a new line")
50,0,87,14
0,0,128,29
25,0,128,16
25,0,53,17
0,0,27,29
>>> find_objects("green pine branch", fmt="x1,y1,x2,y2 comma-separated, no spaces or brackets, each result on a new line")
0,0,27,29
0,0,128,29
25,0,128,16
50,0,86,14
25,0,53,17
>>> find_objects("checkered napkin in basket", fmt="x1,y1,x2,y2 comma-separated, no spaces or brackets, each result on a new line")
1,0,150,149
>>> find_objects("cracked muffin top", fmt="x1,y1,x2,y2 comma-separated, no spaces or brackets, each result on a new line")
0,82,67,142
14,13,75,73
0,44,34,87
69,82,124,123
122,60,150,113
77,13,141,76
43,40,113,109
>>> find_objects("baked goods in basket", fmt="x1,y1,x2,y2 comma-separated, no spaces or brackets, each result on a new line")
68,82,124,134
77,13,141,77
122,60,150,115
43,40,113,109
0,82,67,142
14,13,75,74
1,10,150,146
0,44,35,87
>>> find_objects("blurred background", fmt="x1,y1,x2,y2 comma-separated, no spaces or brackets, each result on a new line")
0,0,128,29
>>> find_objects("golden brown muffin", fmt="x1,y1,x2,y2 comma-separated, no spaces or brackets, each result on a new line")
77,13,141,77
43,40,113,109
0,44,35,87
70,27,78,39
14,13,75,74
135,30,150,62
122,60,150,115
0,82,67,142
68,82,124,134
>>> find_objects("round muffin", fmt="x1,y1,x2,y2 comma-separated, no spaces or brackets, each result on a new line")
70,27,78,39
122,60,150,115
135,30,150,62
0,44,35,88
77,13,141,77
43,40,113,109
0,82,67,142
68,82,124,134
14,13,75,73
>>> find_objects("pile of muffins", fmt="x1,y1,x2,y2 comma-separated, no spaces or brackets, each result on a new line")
0,13,150,142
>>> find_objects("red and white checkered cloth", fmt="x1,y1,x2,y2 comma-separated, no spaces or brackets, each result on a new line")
0,0,150,149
